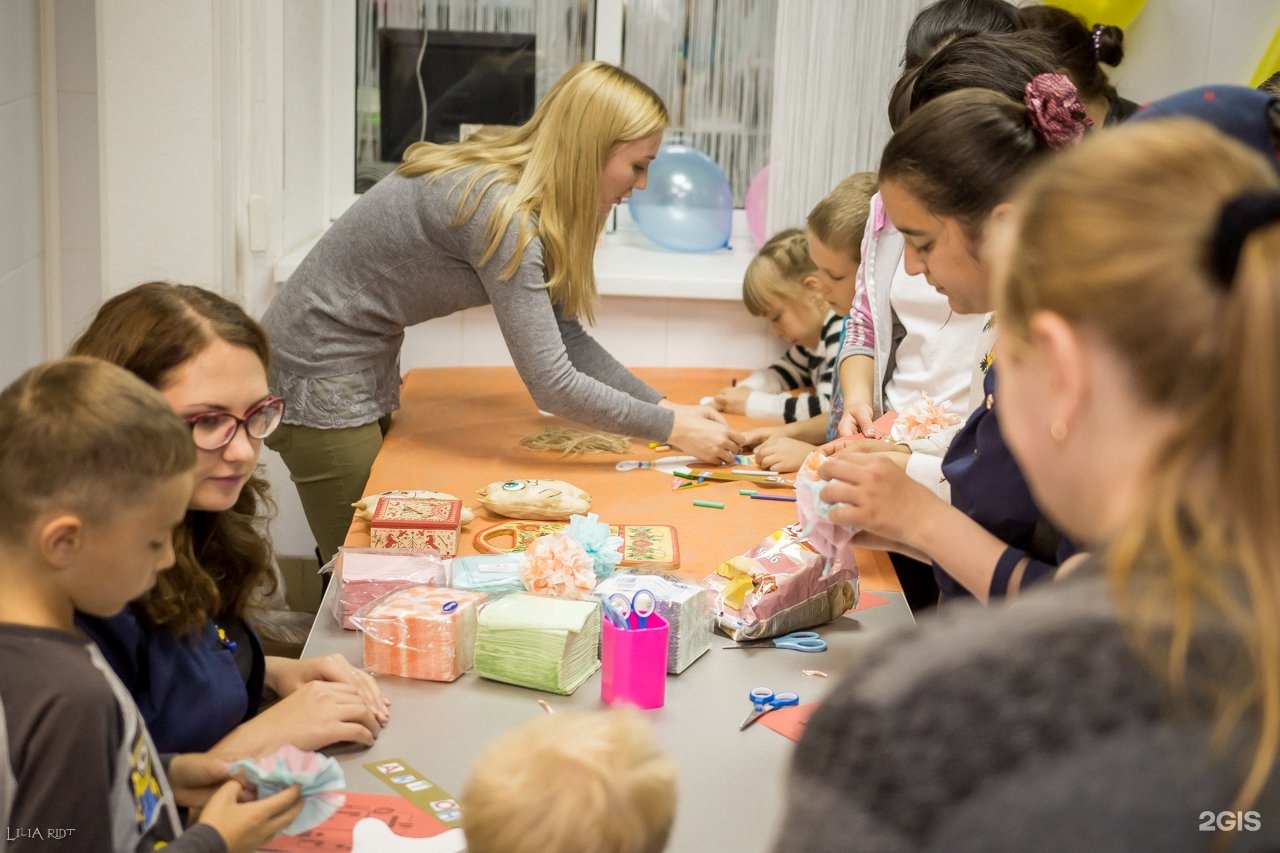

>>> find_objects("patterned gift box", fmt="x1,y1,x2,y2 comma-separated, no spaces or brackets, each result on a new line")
370,497,463,555
358,586,487,682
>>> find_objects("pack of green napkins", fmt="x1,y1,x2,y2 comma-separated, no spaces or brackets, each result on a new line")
473,593,601,694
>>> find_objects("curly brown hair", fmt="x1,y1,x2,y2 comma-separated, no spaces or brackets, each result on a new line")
70,282,277,636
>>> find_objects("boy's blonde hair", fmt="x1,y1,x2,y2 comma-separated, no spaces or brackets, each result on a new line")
461,708,677,853
398,61,669,324
997,119,1280,814
0,357,194,545
742,228,822,317
805,171,878,258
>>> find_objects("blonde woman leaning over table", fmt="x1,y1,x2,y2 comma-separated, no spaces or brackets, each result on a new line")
775,118,1280,853
263,61,743,562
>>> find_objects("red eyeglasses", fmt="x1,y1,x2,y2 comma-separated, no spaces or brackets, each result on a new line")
183,396,286,451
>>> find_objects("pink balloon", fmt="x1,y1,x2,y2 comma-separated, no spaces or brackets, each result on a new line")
745,165,770,248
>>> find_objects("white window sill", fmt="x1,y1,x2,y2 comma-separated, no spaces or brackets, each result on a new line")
273,205,754,302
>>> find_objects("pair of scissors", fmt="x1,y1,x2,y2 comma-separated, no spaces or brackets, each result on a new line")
606,588,657,629
740,687,799,730
722,631,827,653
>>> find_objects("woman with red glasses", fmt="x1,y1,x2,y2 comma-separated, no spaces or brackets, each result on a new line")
69,281,388,758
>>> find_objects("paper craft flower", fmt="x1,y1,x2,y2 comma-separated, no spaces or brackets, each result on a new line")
228,744,346,834
520,533,597,599
795,450,854,566
891,395,963,442
565,513,624,579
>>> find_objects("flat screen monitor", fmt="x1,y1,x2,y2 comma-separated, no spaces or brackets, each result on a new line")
377,28,537,162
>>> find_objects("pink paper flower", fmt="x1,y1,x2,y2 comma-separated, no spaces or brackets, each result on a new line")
891,395,962,442
520,533,597,599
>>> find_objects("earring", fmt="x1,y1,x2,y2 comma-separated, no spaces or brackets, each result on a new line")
1049,420,1068,443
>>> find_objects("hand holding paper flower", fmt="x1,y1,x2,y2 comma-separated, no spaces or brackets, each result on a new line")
795,450,855,560
227,744,346,834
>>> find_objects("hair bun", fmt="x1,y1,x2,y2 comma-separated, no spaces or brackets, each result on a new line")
1091,24,1125,67
1025,73,1092,150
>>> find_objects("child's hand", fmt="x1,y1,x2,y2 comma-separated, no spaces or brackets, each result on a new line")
753,436,817,474
838,404,879,437
817,452,938,546
198,780,303,853
712,384,751,415
740,425,779,450
167,753,235,808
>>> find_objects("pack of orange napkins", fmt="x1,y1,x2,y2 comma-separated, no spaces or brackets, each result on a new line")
353,585,486,682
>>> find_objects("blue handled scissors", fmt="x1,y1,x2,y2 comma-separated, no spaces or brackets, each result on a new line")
722,631,827,653
740,687,800,730
606,588,657,629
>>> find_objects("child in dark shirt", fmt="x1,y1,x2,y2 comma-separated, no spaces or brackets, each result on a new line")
0,357,301,852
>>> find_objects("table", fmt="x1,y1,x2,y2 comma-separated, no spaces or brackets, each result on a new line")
305,367,914,852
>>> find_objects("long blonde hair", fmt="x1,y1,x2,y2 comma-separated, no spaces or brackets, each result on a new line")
397,61,669,323
998,119,1280,811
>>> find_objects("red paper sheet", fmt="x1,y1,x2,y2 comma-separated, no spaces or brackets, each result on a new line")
261,791,448,852
758,702,820,741
855,591,890,611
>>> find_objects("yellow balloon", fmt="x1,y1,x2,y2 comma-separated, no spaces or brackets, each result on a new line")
1251,26,1280,88
1048,0,1147,29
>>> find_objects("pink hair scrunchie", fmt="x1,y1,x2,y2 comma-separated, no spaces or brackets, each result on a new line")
1024,73,1093,150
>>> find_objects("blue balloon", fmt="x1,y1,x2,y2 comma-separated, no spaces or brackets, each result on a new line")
628,145,733,252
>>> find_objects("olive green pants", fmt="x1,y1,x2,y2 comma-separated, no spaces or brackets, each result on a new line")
266,416,392,564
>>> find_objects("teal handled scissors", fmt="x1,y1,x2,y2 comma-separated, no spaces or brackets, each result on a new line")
722,631,827,653
740,687,799,730
606,588,657,629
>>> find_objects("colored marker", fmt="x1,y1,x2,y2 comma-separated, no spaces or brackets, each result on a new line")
738,488,757,496
693,500,725,509
750,493,797,502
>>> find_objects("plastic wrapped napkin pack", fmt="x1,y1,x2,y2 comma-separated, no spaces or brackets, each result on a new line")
704,521,858,643
594,571,715,674
351,585,487,682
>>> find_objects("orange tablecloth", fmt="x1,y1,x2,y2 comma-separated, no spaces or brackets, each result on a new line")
344,367,900,592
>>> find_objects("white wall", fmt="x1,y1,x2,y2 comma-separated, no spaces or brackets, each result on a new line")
54,0,101,350
97,2,226,296
0,0,46,388
1111,0,1280,102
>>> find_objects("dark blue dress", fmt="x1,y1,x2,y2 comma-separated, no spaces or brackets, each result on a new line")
76,605,265,753
936,365,1076,601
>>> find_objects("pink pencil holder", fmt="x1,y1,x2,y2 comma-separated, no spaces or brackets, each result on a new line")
601,612,669,709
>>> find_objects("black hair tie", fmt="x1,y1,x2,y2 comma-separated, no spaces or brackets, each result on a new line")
1210,192,1280,287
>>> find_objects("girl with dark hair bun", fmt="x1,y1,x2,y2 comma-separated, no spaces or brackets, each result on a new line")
820,76,1090,605
1017,4,1138,125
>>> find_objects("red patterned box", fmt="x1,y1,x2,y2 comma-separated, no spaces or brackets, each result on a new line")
369,497,462,555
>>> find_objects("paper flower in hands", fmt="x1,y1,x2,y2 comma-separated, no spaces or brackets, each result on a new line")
520,533,597,599
227,744,346,834
565,513,623,579
891,395,962,442
795,450,854,567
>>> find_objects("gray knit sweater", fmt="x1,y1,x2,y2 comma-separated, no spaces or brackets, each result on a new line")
262,169,673,437
774,566,1280,852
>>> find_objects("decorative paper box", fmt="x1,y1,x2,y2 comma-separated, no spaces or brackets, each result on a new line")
369,497,462,554
357,586,486,682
